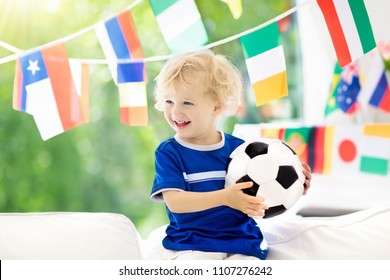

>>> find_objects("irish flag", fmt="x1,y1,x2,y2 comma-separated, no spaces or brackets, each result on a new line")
149,0,208,53
317,0,376,67
240,22,288,106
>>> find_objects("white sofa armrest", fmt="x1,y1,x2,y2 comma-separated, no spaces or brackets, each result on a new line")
0,212,142,260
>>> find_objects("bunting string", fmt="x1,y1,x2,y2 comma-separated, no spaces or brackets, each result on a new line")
2,0,383,140
0,0,144,65
0,40,21,53
0,0,314,66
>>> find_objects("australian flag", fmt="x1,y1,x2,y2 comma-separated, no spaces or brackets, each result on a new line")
336,63,361,114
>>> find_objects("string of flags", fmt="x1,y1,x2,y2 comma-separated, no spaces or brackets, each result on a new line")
0,0,382,140
233,123,390,177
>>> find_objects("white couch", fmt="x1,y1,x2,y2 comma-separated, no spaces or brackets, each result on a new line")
0,212,142,260
1,200,390,260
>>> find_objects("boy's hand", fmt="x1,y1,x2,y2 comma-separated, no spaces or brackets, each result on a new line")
224,181,269,217
301,162,312,195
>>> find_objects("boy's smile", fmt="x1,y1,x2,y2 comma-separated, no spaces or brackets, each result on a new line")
163,83,222,146
174,120,191,129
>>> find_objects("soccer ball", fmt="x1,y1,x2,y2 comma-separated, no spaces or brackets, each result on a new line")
225,138,305,219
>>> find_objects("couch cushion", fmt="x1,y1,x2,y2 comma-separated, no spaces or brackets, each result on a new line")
260,203,390,259
0,212,142,260
143,203,390,259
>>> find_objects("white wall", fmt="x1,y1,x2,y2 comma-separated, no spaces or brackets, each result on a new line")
297,0,390,125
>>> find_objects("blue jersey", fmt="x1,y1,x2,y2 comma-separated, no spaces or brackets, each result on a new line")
151,132,268,259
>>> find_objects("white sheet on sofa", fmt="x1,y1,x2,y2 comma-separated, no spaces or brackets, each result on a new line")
0,212,142,260
260,202,390,259
144,203,390,260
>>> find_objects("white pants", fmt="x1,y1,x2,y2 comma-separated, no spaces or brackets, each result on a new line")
162,249,260,260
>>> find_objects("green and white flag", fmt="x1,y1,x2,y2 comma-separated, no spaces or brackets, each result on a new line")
317,0,376,67
149,0,208,53
240,22,288,106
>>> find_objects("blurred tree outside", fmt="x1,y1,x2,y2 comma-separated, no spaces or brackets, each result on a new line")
0,0,302,237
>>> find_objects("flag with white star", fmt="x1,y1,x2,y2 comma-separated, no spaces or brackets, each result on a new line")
13,43,89,140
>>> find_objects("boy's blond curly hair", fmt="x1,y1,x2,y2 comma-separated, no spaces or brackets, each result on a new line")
154,50,243,115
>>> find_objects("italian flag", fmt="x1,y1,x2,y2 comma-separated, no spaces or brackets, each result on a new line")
360,124,390,176
240,22,288,106
149,0,208,53
317,0,376,67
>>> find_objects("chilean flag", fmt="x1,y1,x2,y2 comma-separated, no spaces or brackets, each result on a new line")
13,43,89,140
95,10,143,83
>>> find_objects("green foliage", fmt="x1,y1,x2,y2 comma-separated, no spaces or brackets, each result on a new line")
0,0,300,237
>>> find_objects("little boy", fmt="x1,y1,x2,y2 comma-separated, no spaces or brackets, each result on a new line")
150,50,311,260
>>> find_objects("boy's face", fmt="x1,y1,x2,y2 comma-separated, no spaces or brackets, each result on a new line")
163,82,221,145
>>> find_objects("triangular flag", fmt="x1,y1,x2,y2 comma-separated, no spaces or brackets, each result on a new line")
95,10,143,83
149,0,208,53
317,0,376,67
359,49,390,113
240,22,288,106
13,43,89,140
117,62,148,126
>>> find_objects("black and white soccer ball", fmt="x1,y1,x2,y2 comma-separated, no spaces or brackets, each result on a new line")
225,138,305,219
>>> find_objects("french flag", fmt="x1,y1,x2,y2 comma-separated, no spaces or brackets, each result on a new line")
95,10,143,83
13,43,89,140
117,62,148,126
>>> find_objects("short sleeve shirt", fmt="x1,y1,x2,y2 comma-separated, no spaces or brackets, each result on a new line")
151,132,268,259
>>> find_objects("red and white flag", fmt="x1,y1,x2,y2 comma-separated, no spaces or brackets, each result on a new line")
13,43,89,140
331,124,362,175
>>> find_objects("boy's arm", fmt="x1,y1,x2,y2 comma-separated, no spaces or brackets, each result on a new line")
162,181,268,216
